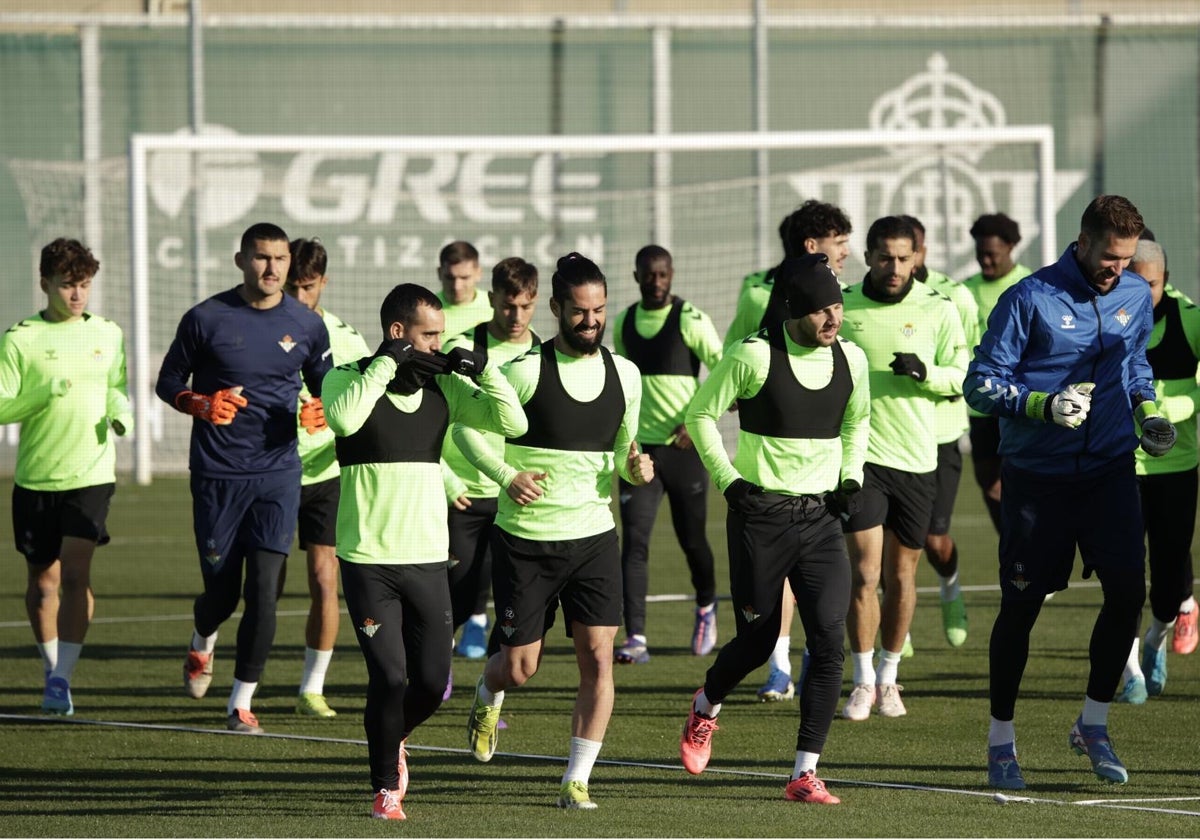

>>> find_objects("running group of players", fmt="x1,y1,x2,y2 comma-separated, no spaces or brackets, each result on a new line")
3,193,1196,818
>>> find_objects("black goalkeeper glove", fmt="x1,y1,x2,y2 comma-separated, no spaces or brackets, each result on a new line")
374,339,415,366
444,347,488,378
825,478,863,522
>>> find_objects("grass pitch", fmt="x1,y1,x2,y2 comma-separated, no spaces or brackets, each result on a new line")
1,475,1198,836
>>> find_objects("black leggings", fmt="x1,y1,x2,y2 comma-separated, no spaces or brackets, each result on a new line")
1138,469,1197,623
340,559,453,792
194,548,285,684
704,498,849,754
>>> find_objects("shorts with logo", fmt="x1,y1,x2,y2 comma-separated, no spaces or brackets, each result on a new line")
298,476,340,549
490,527,621,647
929,440,964,536
843,462,937,549
999,458,1144,601
12,482,114,566
191,471,300,570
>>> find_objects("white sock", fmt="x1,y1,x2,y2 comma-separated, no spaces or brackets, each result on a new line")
1181,595,1197,615
940,570,961,602
562,736,603,784
478,680,505,708
299,647,333,695
1080,696,1109,727
37,639,59,674
988,717,1016,748
694,689,721,718
191,629,217,655
50,641,82,682
876,648,902,686
698,601,716,614
769,636,792,675
228,679,257,715
792,750,820,778
851,650,875,686
1146,618,1171,651
1124,637,1143,680
468,613,488,628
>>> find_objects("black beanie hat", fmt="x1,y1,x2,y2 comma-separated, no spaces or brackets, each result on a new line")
777,253,842,318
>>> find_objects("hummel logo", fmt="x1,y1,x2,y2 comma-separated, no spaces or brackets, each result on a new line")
1061,314,1076,330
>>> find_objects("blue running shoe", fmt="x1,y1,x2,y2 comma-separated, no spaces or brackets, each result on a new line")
457,619,488,660
1115,676,1147,705
42,676,74,716
1141,643,1167,696
987,742,1025,790
1069,717,1128,784
756,668,794,702
691,605,718,656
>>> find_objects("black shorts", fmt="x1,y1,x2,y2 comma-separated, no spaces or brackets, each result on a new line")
13,482,114,566
298,477,340,549
929,440,964,536
969,415,1001,463
843,462,937,549
491,528,621,647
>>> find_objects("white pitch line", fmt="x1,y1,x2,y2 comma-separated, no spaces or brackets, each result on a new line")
2,712,1194,818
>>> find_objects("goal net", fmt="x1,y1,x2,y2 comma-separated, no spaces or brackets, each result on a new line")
7,127,1058,480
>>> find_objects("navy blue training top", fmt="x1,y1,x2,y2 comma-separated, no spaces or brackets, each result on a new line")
156,288,332,478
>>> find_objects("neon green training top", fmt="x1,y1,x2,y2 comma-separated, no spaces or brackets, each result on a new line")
840,281,968,474
1136,285,1200,475
453,344,644,542
687,330,870,494
612,299,723,445
436,288,494,341
297,308,371,486
921,268,980,445
725,268,773,350
440,326,538,500
0,312,133,491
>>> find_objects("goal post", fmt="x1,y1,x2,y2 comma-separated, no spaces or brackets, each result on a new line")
126,126,1058,483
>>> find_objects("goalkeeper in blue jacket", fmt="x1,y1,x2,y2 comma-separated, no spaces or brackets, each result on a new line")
965,195,1174,791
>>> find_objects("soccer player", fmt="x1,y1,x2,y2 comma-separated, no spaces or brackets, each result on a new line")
838,216,967,721
442,257,541,663
965,195,1173,789
435,241,494,340
458,252,653,810
324,282,526,820
960,214,1034,533
1115,239,1199,704
283,236,371,719
902,215,980,648
677,253,868,804
611,245,723,664
0,238,132,715
157,221,332,734
726,199,854,702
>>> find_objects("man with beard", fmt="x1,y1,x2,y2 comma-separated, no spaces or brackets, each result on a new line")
678,253,870,805
457,252,654,811
837,216,967,722
967,196,1174,789
611,245,724,665
323,283,526,819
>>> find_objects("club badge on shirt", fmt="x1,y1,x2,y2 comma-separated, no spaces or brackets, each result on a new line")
278,334,297,353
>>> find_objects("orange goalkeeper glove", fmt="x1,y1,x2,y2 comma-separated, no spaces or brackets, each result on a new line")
299,396,327,434
175,386,247,426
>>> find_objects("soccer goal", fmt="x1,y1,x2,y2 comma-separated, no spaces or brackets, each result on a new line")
9,126,1061,482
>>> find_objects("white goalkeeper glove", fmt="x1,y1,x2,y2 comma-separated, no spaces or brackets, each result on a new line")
1025,382,1095,429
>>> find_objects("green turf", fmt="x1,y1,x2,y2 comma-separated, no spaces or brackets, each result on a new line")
1,475,1198,836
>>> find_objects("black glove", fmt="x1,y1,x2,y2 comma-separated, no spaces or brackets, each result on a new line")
890,352,927,383
444,347,488,378
723,478,764,514
374,339,414,366
826,478,863,521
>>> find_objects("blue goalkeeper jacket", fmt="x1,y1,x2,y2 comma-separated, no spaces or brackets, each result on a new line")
964,244,1155,474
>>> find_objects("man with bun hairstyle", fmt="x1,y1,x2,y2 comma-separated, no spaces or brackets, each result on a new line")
679,253,870,805
458,252,653,811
